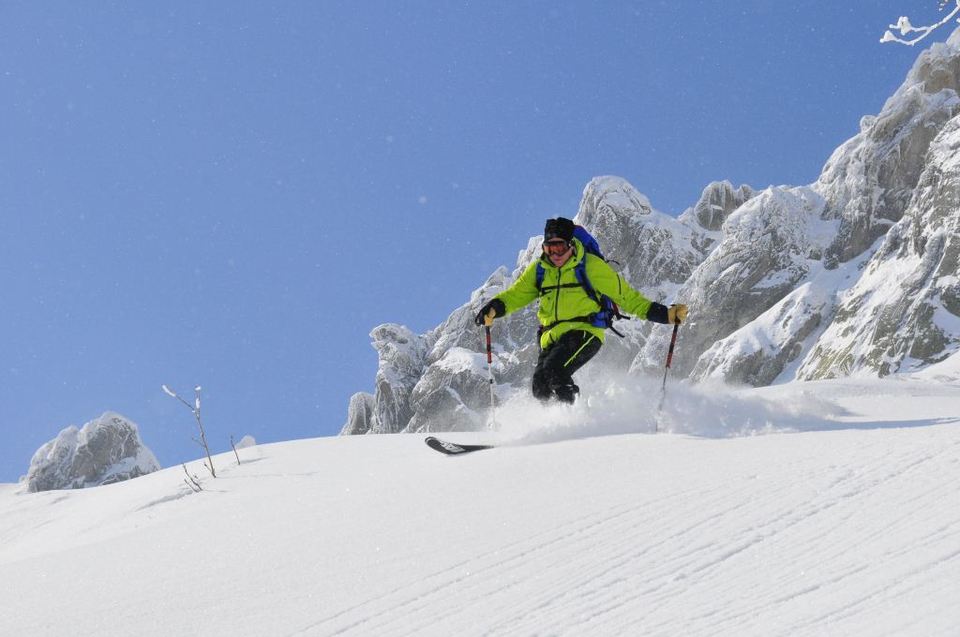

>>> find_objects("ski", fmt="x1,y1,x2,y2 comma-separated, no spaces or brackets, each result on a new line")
424,436,495,456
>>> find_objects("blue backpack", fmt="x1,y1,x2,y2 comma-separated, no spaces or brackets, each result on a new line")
535,225,627,338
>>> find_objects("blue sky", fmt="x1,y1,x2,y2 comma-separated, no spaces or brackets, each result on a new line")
0,1,932,481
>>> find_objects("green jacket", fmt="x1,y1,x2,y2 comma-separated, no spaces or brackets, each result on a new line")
495,239,660,349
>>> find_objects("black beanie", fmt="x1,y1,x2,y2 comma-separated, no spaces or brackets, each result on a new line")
544,217,575,242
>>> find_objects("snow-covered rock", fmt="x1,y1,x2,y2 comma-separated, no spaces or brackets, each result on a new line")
406,347,496,433
638,186,830,379
688,180,755,233
816,33,960,266
368,323,430,434
798,113,960,379
22,412,160,492
342,391,377,435
234,435,257,449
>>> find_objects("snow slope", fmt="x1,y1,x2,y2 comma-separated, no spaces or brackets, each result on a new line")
3,374,960,636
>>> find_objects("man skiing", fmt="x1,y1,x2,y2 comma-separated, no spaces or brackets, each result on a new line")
474,217,688,404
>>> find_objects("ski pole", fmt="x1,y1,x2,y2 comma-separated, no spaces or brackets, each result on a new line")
483,311,497,429
655,320,681,432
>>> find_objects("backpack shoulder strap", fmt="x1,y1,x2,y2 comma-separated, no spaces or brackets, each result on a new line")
574,258,601,306
573,226,605,260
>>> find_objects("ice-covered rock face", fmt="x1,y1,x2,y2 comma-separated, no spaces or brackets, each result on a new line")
577,176,653,265
798,114,960,379
672,31,960,386
341,392,377,435
405,347,499,433
579,176,709,290
816,34,960,266
688,181,755,233
637,186,828,379
368,323,429,434
22,412,160,492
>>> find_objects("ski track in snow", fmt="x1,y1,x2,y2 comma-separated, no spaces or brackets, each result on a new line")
295,382,960,637
2,377,960,636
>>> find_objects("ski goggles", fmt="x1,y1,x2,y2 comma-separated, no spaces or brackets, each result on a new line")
542,239,571,255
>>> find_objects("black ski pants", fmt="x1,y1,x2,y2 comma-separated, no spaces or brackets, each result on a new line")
532,329,602,404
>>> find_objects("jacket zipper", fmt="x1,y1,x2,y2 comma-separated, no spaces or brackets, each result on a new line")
554,266,561,325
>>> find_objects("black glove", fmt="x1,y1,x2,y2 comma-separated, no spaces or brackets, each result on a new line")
646,302,689,325
474,299,506,326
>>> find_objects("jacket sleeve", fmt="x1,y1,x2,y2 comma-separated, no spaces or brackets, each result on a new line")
493,260,541,315
586,256,670,323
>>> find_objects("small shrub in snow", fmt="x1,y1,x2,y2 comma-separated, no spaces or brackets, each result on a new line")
162,384,216,478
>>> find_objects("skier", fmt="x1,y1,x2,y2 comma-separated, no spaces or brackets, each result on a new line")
474,217,688,404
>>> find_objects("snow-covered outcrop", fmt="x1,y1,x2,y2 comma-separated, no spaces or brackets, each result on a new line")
358,323,430,434
689,180,755,233
638,186,830,379
341,392,377,435
684,31,960,384
798,114,960,379
816,31,960,266
343,30,960,435
22,412,160,492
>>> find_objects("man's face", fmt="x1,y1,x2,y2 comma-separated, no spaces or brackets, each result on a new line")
543,239,573,267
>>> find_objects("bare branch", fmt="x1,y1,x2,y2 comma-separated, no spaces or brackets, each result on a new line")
230,435,241,466
165,384,217,478
882,1,960,45
182,464,202,492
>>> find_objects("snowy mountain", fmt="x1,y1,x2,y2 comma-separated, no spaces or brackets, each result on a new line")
3,372,960,635
21,412,160,492
344,29,960,437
